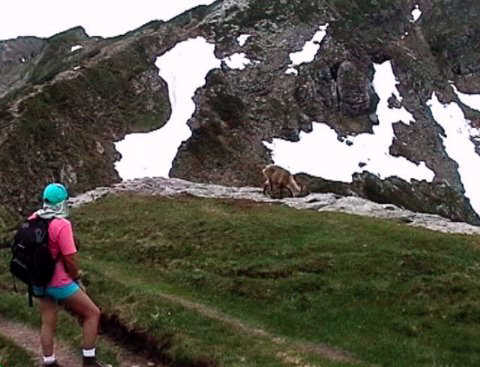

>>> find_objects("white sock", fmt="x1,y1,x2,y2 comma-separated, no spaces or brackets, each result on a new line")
43,354,56,364
83,347,96,358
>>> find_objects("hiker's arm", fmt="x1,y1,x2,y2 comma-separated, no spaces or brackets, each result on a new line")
62,254,80,280
56,221,80,280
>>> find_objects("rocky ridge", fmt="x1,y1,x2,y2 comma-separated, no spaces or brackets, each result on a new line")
70,177,480,236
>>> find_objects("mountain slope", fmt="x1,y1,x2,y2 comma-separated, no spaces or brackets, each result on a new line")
2,192,480,366
1,0,480,227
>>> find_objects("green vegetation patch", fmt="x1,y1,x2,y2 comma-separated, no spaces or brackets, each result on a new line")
0,333,35,367
326,0,407,48
2,194,480,366
233,0,326,27
30,27,89,84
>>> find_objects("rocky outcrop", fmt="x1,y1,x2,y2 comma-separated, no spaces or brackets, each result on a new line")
337,61,375,119
0,36,46,98
1,0,480,227
0,26,174,218
69,177,480,235
171,0,480,225
297,172,479,225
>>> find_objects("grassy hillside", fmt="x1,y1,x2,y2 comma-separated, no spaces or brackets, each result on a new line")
0,334,35,366
1,193,480,366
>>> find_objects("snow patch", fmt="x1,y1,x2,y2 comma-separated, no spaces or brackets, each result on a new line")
237,34,250,46
452,84,480,111
286,24,328,75
264,60,433,183
71,45,83,52
223,53,251,70
427,93,480,215
373,61,414,125
411,5,422,22
115,37,220,180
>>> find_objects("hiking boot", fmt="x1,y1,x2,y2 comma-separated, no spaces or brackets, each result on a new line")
82,356,107,367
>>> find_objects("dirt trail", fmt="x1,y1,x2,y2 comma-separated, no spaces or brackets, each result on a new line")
102,263,363,366
0,270,362,367
0,267,362,366
0,317,81,366
0,292,363,367
0,316,160,367
156,292,361,366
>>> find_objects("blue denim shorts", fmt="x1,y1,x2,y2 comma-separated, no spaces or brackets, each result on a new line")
33,282,80,301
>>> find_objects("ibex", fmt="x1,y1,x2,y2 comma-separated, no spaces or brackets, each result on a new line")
262,164,305,198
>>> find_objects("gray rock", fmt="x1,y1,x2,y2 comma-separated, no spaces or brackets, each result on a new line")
69,178,480,235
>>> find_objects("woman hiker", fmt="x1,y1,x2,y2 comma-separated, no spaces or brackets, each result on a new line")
32,183,105,367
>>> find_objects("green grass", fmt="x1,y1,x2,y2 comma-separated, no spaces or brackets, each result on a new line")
0,333,35,366
2,193,480,366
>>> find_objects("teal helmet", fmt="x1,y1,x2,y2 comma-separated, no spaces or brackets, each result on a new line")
43,183,69,205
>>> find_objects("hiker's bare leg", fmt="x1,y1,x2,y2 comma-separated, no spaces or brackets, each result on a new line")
63,289,101,348
39,297,58,356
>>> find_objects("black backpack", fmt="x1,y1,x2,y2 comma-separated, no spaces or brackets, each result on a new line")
10,217,56,306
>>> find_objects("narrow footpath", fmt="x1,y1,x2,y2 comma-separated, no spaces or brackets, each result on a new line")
0,316,160,367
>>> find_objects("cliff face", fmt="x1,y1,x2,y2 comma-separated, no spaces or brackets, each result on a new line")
1,0,480,229
172,0,480,224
